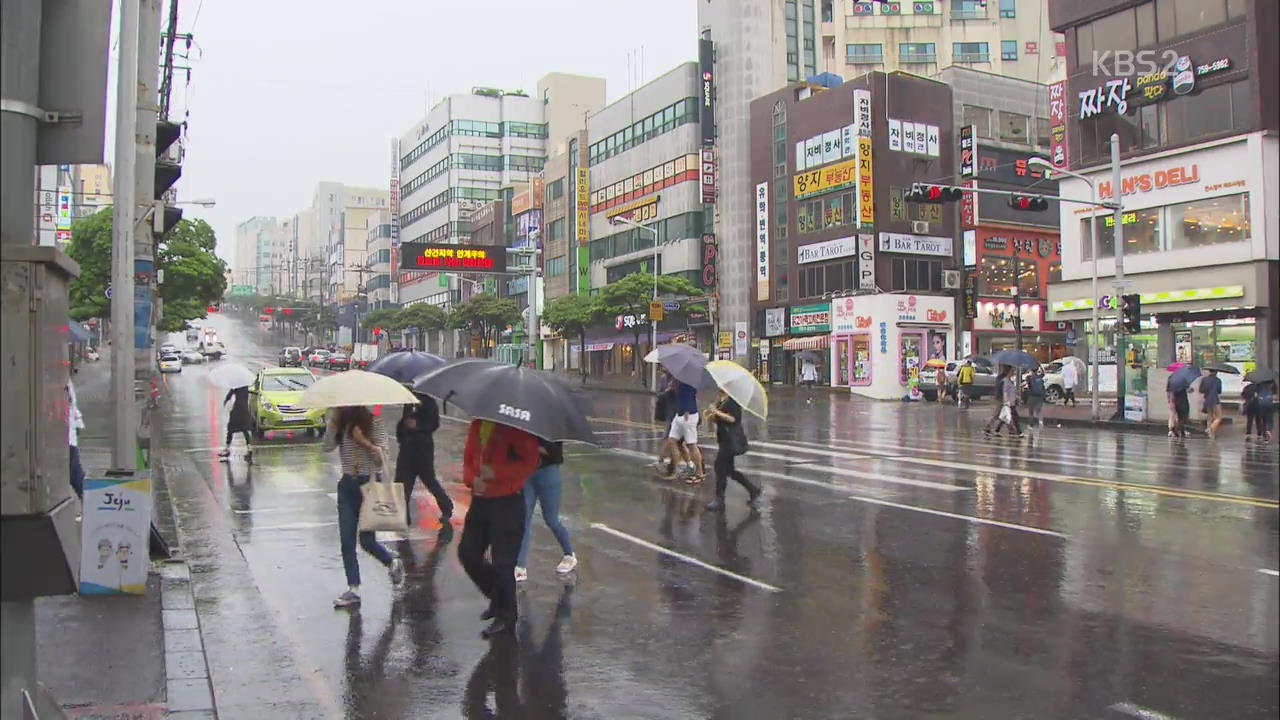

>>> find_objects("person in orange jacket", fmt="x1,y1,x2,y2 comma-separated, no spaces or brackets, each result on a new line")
459,418,542,638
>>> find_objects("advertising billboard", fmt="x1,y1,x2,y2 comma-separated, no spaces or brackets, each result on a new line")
400,243,508,273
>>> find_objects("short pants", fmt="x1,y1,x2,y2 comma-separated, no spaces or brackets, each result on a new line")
668,413,699,446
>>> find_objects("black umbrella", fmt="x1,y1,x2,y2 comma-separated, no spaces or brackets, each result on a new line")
413,359,596,444
796,350,822,362
1202,361,1240,374
964,355,994,367
1244,368,1277,384
988,349,1040,369
1167,365,1202,393
369,350,446,384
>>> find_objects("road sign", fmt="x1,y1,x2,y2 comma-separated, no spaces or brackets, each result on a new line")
648,301,664,322
104,285,112,299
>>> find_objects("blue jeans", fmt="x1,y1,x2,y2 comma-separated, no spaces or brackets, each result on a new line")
337,474,394,586
517,465,572,567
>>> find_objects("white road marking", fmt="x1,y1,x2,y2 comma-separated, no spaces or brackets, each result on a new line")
746,461,965,493
1259,569,1279,577
747,468,896,499
232,508,296,514
248,521,336,531
744,449,871,464
838,491,1067,538
591,523,782,593
1106,702,1182,720
784,437,961,456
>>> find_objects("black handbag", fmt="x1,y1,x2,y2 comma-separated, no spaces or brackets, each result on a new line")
728,423,750,456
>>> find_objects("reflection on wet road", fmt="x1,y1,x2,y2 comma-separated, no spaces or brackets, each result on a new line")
155,315,1278,719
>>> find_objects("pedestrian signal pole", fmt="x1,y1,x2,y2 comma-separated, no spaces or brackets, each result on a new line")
1109,134,1129,421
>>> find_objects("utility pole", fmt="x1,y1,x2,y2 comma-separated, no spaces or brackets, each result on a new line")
110,0,141,469
1109,133,1128,421
158,0,180,120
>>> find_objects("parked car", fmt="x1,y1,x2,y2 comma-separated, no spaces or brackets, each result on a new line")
247,367,326,438
308,349,331,367
1041,357,1086,403
920,360,999,401
181,349,205,364
200,341,226,359
158,353,183,373
327,352,351,371
158,343,178,360
278,346,303,367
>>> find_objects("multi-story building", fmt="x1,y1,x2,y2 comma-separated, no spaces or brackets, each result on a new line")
575,62,715,375
751,71,960,399
364,210,393,309
1046,0,1278,389
823,0,1065,84
540,131,586,304
935,66,1065,361
34,163,112,247
232,216,277,293
395,75,605,312
699,0,820,348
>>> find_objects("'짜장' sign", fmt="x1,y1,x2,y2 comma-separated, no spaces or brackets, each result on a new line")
400,242,509,273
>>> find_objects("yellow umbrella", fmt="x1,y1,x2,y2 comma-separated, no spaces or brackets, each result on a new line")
299,369,419,408
705,360,768,419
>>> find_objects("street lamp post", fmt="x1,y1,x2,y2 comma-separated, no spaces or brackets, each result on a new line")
610,215,660,389
1029,156,1105,421
1011,286,1023,351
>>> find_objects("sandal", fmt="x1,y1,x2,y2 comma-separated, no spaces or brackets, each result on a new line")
685,473,704,485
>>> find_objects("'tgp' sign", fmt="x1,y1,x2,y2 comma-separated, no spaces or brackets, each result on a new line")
399,242,508,273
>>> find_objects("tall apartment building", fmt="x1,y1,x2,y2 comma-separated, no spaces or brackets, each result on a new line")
824,0,1065,84
698,0,817,342
1046,0,1279,381
364,210,393,309
232,216,278,293
395,74,605,310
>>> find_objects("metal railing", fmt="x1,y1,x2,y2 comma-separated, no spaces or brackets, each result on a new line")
846,53,884,64
950,10,988,20
954,52,991,63
899,53,938,64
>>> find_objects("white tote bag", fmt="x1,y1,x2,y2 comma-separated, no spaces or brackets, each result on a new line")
998,404,1013,425
358,452,408,533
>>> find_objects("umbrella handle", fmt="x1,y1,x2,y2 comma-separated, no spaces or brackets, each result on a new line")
441,389,456,415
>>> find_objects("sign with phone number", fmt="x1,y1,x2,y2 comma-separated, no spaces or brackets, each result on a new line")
794,158,858,200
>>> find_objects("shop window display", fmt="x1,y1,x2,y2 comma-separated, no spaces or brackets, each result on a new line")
1168,194,1250,250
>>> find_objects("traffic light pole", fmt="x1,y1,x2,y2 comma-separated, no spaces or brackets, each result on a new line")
1108,133,1129,422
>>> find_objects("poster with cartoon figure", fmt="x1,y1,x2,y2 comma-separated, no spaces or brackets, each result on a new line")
80,475,153,594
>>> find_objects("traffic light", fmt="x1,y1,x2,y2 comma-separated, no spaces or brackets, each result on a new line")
905,183,963,203
264,307,274,315
206,305,218,314
1120,293,1142,334
154,120,184,235
1007,194,1049,211
373,327,382,338
283,308,292,316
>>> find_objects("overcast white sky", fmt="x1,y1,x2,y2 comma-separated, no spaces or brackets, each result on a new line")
111,0,698,268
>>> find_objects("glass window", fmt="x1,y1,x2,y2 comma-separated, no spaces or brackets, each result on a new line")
1035,116,1050,147
1075,25,1094,69
1227,0,1246,18
979,256,1016,296
963,105,993,138
1173,0,1227,36
1135,2,1156,45
953,42,990,62
999,111,1029,143
786,0,796,20
1231,80,1252,131
999,0,1016,18
899,42,937,63
1090,8,1136,53
1138,103,1164,148
1048,261,1062,284
1082,206,1162,259
1001,40,1018,60
1168,193,1249,250
847,43,884,63
1166,82,1234,143
1017,259,1040,298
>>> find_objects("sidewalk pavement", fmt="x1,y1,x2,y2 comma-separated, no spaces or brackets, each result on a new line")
34,352,216,718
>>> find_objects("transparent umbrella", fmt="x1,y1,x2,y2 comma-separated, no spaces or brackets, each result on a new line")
705,360,769,420
300,369,419,408
208,362,256,389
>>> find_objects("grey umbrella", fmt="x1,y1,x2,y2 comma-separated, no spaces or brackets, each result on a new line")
368,350,446,383
988,349,1040,370
644,343,716,390
413,359,596,444
1202,361,1240,374
1244,368,1277,384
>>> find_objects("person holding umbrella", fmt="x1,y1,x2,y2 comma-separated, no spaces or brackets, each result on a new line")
799,351,819,403
413,360,597,638
1200,368,1225,439
645,344,711,484
702,360,767,511
1166,363,1200,439
367,351,452,525
984,366,1023,439
1244,368,1277,442
210,362,259,463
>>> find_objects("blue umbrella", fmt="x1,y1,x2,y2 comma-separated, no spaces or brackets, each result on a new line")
368,350,446,384
988,349,1039,369
644,343,715,390
1167,365,1202,393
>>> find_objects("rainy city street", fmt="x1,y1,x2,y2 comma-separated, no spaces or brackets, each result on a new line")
146,314,1279,720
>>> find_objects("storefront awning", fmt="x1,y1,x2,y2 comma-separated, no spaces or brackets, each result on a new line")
782,335,829,351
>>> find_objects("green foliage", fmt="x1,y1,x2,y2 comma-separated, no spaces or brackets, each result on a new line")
543,294,602,378
597,272,701,380
360,308,399,333
66,209,114,321
65,207,229,332
450,294,520,357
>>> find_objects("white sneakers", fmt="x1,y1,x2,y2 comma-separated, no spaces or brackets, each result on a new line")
515,554,577,582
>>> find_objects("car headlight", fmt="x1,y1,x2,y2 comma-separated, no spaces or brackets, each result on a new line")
262,400,274,411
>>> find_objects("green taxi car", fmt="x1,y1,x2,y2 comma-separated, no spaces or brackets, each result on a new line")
248,367,326,438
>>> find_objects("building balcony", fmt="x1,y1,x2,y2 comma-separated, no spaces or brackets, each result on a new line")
899,53,938,64
846,53,884,65
950,10,988,20
954,52,991,63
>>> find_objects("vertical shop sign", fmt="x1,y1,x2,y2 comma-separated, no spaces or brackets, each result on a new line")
575,168,589,244
857,233,876,290
576,246,590,296
734,321,749,358
699,38,715,146
1047,80,1069,169
700,233,717,289
958,125,976,178
756,182,770,301
857,138,874,226
960,179,976,228
700,148,717,203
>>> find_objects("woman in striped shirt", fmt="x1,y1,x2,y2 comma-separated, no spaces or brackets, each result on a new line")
323,405,404,608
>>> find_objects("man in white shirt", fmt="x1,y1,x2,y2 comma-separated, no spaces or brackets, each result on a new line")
68,381,86,498
801,359,819,403
1061,361,1079,407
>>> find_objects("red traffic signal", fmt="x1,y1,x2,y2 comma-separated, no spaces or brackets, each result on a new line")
373,327,382,337
283,308,292,316
906,183,963,203
1008,195,1049,211
264,307,274,315
207,305,218,313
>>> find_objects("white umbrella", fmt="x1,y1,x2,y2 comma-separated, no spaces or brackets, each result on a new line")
300,369,418,408
705,360,769,420
208,362,256,389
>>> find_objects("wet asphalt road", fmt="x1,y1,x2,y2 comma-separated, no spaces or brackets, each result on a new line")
153,315,1279,720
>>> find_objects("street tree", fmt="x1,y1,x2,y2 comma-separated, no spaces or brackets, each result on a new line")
598,272,701,383
395,303,450,351
542,294,603,380
67,208,229,331
450,294,520,358
360,308,399,341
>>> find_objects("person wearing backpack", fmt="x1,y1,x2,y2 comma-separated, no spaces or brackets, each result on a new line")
1026,368,1047,428
957,360,976,408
